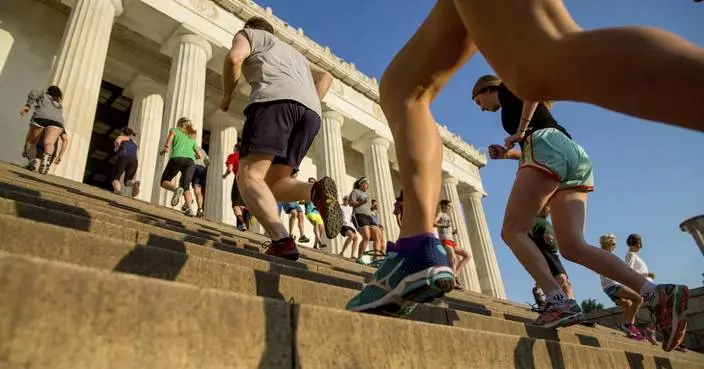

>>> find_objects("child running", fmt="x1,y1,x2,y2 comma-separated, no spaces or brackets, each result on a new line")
339,195,359,259
434,200,470,291
472,75,687,350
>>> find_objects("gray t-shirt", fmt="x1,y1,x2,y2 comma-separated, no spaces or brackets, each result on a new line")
349,189,372,216
194,147,209,167
27,89,64,124
437,212,454,241
240,28,322,117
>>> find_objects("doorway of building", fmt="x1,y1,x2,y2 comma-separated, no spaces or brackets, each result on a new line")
83,81,132,191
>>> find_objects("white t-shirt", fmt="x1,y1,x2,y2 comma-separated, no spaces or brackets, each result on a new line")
625,251,652,281
341,205,354,228
600,275,620,290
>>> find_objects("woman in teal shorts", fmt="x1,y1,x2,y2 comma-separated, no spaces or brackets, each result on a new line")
472,75,688,345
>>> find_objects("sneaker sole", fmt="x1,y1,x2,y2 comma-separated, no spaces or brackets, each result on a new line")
131,181,140,198
347,265,454,316
316,177,342,239
536,311,584,329
171,188,184,207
266,250,299,261
663,286,689,352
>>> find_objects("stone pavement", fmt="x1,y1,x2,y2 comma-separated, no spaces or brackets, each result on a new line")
0,160,702,368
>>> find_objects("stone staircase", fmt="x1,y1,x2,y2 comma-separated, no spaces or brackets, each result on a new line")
0,160,702,369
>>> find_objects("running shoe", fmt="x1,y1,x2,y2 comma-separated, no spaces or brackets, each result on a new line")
648,284,689,352
38,153,51,174
131,181,140,198
236,223,247,232
625,324,646,341
263,237,299,261
533,299,583,328
641,327,658,345
311,177,342,239
345,236,454,317
196,208,204,218
171,187,184,207
298,235,310,243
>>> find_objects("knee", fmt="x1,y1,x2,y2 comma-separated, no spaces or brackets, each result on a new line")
620,299,632,308
500,221,530,246
352,233,358,241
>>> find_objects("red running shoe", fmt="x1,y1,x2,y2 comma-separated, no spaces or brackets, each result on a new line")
264,237,299,261
650,284,689,352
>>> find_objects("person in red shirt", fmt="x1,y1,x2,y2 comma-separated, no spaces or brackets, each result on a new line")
223,143,247,231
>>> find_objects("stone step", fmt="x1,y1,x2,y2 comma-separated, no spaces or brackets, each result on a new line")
2,213,701,364
0,189,542,321
1,251,700,369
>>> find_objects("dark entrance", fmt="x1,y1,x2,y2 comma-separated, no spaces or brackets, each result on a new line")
84,81,133,191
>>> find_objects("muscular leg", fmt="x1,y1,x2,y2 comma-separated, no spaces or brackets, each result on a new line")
554,274,574,299
379,1,478,239
194,185,204,210
265,164,312,202
616,299,635,325
357,226,371,259
616,287,644,325
453,0,704,131
550,190,647,293
288,210,297,236
24,125,43,156
501,168,561,294
237,153,288,241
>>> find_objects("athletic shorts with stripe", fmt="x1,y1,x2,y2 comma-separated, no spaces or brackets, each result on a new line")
520,128,594,191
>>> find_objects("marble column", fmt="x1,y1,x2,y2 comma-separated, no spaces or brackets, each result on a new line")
363,134,400,243
315,108,347,254
204,112,238,226
461,188,506,298
680,215,704,258
153,32,212,205
50,0,123,181
441,174,481,293
123,75,165,202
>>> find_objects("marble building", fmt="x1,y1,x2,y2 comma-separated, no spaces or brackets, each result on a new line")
0,0,506,298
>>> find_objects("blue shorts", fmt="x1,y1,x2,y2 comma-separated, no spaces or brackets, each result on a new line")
281,202,302,214
603,285,623,303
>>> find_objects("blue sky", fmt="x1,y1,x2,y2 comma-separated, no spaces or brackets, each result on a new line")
254,0,704,305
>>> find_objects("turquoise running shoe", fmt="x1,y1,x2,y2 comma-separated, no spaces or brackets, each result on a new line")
345,236,454,317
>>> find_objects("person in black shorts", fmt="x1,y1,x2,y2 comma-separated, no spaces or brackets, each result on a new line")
529,204,574,299
159,118,200,214
220,17,341,260
29,127,69,174
112,127,140,198
190,147,209,217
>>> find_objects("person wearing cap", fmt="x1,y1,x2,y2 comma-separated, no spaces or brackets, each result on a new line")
348,177,383,263
472,74,689,349
339,195,359,258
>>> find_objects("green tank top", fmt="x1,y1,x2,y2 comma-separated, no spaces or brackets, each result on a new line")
170,128,197,160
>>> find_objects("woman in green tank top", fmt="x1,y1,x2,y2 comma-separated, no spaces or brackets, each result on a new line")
158,117,200,214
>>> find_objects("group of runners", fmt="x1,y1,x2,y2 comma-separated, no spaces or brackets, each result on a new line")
18,0,701,354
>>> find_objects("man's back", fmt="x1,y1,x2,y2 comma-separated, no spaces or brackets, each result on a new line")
240,28,322,117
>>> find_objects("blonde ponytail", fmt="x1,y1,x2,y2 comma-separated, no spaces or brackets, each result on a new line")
177,117,197,138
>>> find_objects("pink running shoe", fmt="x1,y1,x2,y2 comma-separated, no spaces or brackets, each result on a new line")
649,284,689,352
533,299,583,328
625,324,645,341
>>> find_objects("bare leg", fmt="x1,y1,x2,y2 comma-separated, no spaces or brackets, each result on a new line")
24,125,43,156
42,126,62,157
314,223,324,247
445,245,457,274
288,211,297,236
379,1,478,239
616,287,644,324
454,248,470,277
265,164,313,202
194,185,204,210
501,168,561,293
616,299,635,325
297,211,306,237
161,180,178,192
236,153,288,240
550,190,647,292
453,0,704,131
554,274,575,299
357,227,371,259
112,180,122,193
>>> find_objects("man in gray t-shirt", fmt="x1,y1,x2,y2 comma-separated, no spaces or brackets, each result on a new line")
220,16,343,260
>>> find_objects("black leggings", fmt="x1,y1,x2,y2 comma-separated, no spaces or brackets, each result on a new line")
161,157,196,189
113,156,138,182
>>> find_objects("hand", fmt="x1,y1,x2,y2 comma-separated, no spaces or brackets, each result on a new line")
648,272,656,279
159,148,168,156
504,131,525,149
488,144,508,160
220,96,230,112
54,156,62,165
222,172,230,179
20,106,30,117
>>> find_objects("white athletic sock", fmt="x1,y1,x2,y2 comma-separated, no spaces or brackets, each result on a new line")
545,289,568,305
640,281,658,306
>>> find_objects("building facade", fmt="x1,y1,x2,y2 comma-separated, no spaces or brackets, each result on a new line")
0,0,506,298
